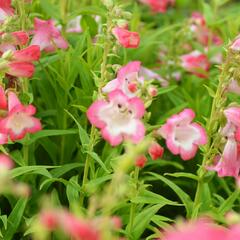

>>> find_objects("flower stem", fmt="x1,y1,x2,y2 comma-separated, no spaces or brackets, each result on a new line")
129,167,139,232
192,55,231,218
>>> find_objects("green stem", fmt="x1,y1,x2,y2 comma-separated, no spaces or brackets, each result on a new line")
129,167,139,232
192,58,231,218
80,126,96,206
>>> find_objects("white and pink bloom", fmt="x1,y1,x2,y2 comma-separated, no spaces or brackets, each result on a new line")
180,50,210,78
102,61,166,98
0,0,14,23
228,79,240,95
0,91,42,141
112,27,140,49
158,109,207,160
140,0,175,13
230,36,240,51
31,18,68,52
87,90,145,146
208,107,240,179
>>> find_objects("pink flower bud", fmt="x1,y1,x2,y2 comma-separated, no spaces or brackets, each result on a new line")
112,27,140,48
0,154,14,170
148,143,164,160
135,155,147,168
148,86,158,97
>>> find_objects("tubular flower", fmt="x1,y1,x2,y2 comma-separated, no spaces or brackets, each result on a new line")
87,90,145,146
3,45,40,78
0,0,14,23
158,108,207,160
112,27,140,48
230,35,240,51
180,50,210,78
0,91,42,141
31,18,68,52
102,61,166,97
208,107,240,179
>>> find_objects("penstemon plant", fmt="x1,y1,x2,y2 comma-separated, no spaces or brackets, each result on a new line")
0,0,239,240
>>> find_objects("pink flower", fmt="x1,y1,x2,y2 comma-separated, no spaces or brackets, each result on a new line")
0,91,42,141
0,85,7,110
112,27,140,48
228,79,240,95
158,108,207,160
0,154,14,170
228,224,240,240
12,45,40,62
11,31,29,46
148,142,164,160
40,210,59,230
102,62,166,97
60,212,100,240
230,36,240,51
190,12,223,47
87,90,145,146
135,155,147,168
191,12,206,26
160,219,228,240
208,107,240,179
31,18,68,52
0,0,14,23
180,50,210,78
140,0,175,13
7,62,35,78
102,61,142,97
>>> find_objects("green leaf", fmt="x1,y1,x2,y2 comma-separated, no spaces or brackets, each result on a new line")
218,190,240,215
84,151,110,174
3,198,27,240
164,172,198,181
10,166,55,179
40,0,60,19
131,190,181,206
147,172,193,217
130,204,164,239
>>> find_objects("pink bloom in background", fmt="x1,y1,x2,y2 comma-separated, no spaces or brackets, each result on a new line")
60,212,100,240
190,12,223,47
180,50,210,78
148,142,164,160
158,108,207,160
103,61,166,97
112,27,140,48
40,210,59,231
31,18,68,52
230,36,240,51
140,0,175,13
0,154,14,170
87,90,145,146
0,0,14,23
228,79,240,95
0,91,42,141
160,219,228,240
208,107,240,179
